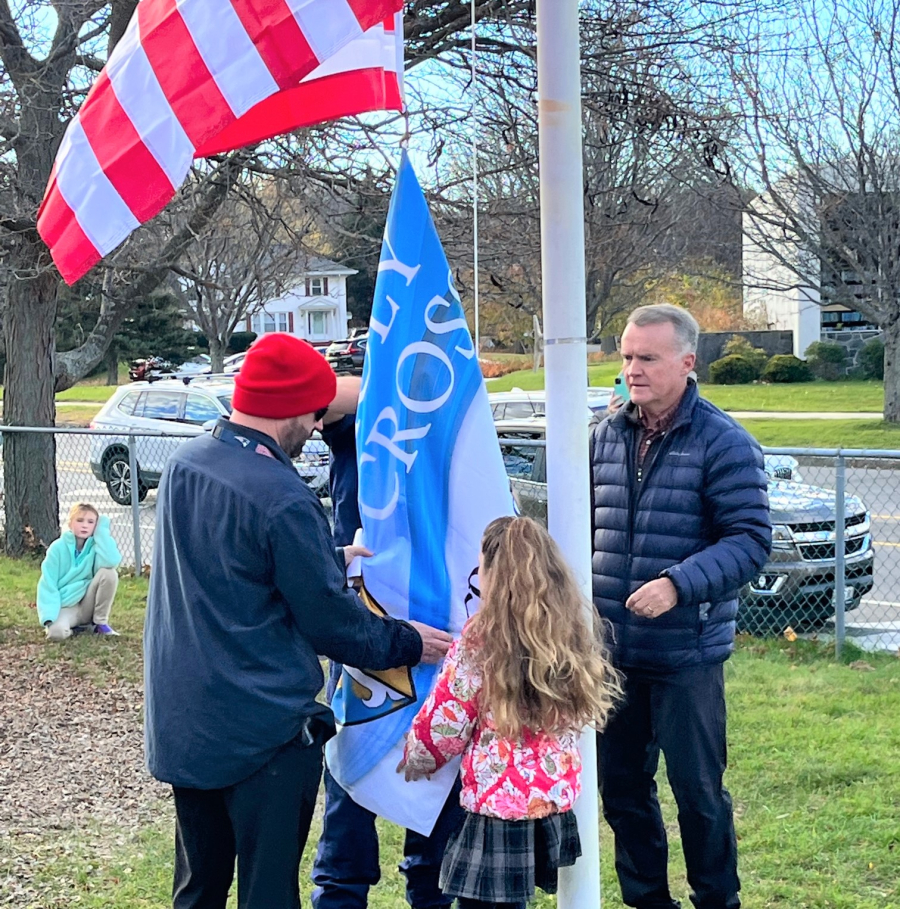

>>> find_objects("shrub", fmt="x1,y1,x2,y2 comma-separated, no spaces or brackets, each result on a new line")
479,359,525,379
708,354,759,385
859,338,885,380
804,341,846,380
761,355,813,383
722,335,768,378
227,331,257,354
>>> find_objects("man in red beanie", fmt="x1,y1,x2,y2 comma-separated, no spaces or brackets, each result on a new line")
144,333,453,909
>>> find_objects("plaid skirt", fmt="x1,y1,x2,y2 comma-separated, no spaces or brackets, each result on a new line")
439,810,581,903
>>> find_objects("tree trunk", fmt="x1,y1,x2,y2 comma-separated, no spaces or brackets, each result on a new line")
2,237,61,555
105,343,119,385
883,316,900,424
208,337,226,373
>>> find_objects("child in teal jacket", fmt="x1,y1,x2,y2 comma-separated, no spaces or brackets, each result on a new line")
37,503,122,639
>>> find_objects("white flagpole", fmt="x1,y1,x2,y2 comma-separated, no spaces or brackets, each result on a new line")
536,2,601,907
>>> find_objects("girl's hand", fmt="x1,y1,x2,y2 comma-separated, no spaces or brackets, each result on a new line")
343,545,374,567
395,757,432,782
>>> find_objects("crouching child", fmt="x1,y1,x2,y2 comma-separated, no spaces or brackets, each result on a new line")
37,503,122,640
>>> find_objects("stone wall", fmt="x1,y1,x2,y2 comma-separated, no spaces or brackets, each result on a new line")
820,329,883,373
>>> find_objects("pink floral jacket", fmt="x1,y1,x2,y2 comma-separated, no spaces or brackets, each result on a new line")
403,633,582,820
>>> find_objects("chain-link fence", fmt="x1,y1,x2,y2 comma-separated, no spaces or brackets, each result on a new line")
0,426,331,571
499,435,900,656
2,426,899,655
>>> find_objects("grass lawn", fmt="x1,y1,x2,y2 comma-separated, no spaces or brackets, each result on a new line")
56,385,120,403
1,557,898,908
705,381,883,414
487,367,884,413
738,419,900,450
488,362,622,391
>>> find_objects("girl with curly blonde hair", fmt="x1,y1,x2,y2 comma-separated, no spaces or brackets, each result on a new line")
399,515,621,909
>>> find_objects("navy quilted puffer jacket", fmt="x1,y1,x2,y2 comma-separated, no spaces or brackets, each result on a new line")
590,381,772,671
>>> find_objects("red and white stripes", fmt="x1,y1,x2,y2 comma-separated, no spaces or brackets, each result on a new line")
195,14,403,156
38,0,403,285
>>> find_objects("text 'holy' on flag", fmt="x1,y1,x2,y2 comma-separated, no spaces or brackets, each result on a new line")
37,0,404,285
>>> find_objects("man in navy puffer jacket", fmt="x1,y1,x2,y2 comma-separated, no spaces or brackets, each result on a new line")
590,305,771,909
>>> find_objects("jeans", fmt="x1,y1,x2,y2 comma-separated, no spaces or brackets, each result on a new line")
311,767,464,909
598,663,740,909
172,731,322,909
314,660,464,908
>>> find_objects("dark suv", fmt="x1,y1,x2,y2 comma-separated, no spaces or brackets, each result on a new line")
325,336,367,373
495,418,874,633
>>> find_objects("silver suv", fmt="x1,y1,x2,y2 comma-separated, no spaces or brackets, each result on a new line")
488,388,612,422
89,378,329,504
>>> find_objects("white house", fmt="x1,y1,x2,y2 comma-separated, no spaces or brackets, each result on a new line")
244,256,358,344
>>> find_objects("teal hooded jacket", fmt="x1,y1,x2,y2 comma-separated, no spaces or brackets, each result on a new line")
37,515,122,625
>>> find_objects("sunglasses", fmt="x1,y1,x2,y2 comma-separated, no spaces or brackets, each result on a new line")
314,406,329,422
463,566,481,616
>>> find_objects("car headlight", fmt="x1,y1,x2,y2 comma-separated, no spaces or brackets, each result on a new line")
771,524,794,550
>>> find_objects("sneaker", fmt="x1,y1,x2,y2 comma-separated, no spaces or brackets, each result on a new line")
93,624,119,636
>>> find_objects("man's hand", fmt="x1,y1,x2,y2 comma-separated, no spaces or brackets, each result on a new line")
409,622,454,663
606,392,626,415
626,577,678,619
396,756,432,782
343,545,373,567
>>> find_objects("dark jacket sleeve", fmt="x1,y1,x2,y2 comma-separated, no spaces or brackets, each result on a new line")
269,492,423,669
662,429,772,606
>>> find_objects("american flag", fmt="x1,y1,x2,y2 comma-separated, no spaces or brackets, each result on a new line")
38,0,404,285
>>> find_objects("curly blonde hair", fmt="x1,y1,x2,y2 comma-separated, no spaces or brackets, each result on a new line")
465,516,621,739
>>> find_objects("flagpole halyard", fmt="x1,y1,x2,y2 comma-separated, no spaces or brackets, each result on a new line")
470,0,481,357
536,1,602,906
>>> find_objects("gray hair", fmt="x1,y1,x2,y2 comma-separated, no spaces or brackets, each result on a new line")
626,304,699,354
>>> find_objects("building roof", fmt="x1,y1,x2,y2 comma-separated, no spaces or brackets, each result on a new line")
301,255,358,277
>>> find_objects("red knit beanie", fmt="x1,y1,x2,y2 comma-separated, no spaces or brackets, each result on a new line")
232,333,336,419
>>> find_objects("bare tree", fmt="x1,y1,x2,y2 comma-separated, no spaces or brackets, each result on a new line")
725,0,900,420
167,176,313,371
436,0,747,343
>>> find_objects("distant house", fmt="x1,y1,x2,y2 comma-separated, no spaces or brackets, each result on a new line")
244,256,358,344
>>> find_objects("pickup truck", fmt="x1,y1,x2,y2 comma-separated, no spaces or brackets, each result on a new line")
495,418,874,633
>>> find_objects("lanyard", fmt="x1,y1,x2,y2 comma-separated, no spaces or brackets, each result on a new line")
212,423,280,461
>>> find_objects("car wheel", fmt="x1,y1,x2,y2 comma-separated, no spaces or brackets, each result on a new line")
103,451,148,505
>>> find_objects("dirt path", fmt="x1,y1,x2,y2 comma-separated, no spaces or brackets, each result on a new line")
0,641,169,905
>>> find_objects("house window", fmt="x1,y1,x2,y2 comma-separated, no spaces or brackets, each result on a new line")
307,277,328,296
250,311,290,334
308,311,328,336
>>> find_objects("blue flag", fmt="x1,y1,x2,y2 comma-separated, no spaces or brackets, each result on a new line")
325,152,514,834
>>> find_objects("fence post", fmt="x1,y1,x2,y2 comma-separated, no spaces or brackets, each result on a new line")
128,435,142,575
834,452,846,659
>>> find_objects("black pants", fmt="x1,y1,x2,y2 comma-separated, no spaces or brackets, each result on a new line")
598,663,740,909
172,732,323,909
